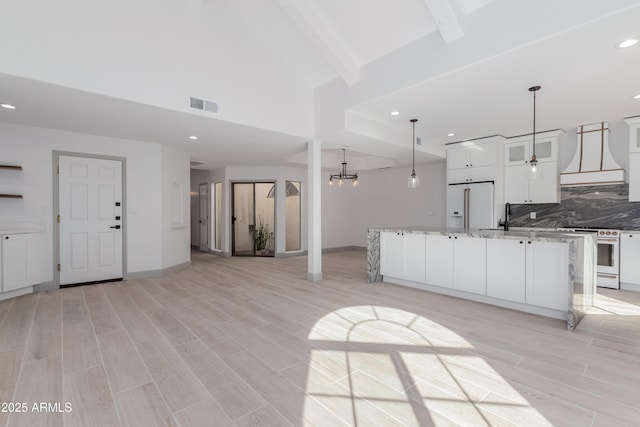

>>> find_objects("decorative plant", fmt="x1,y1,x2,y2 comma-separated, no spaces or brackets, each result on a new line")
255,218,269,251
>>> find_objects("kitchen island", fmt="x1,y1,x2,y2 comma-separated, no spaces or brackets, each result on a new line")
367,227,596,330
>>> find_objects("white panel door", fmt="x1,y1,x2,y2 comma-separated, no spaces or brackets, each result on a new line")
199,183,209,251
620,233,640,285
59,156,123,285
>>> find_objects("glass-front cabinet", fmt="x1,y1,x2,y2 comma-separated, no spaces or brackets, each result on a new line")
503,130,563,204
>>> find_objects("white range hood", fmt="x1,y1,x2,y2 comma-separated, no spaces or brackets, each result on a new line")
560,122,624,186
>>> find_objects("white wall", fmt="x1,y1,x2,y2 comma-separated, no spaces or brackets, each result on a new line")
0,122,189,283
322,162,447,248
161,145,191,269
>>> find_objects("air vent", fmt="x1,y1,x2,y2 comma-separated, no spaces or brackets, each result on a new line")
416,137,422,145
189,97,219,114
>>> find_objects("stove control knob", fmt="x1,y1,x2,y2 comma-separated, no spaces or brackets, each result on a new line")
606,231,611,235
612,231,618,236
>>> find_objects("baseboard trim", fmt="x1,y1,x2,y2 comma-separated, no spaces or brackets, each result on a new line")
33,281,57,292
621,282,640,292
0,286,33,301
307,272,323,282
323,246,366,253
275,250,308,258
126,261,191,280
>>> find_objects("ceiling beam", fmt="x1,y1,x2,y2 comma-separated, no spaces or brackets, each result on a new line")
422,0,464,43
276,0,360,86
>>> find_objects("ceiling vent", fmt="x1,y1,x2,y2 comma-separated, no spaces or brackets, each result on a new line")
190,97,219,114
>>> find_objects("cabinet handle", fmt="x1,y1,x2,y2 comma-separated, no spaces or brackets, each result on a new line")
519,241,523,244
528,241,532,244
454,236,458,239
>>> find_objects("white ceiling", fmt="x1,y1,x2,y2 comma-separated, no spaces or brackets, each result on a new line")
1,0,640,171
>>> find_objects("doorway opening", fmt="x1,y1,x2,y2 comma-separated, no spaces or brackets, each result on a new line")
232,182,275,257
198,183,209,251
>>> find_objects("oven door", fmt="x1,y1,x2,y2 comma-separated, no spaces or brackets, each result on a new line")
597,238,619,275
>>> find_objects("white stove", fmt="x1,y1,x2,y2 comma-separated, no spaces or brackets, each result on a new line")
559,227,620,289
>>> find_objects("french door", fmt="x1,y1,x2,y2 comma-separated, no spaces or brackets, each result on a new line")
232,182,275,257
58,155,124,285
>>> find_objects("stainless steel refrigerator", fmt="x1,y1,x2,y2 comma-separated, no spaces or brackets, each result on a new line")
446,181,494,229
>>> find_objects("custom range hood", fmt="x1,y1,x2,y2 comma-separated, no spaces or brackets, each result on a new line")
560,122,624,186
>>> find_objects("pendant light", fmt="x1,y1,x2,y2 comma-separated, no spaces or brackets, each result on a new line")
528,85,541,180
408,118,419,189
328,149,358,188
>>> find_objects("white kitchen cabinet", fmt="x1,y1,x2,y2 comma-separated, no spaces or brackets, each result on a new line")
380,232,404,278
525,241,568,311
620,233,640,285
425,234,454,288
1,233,42,292
446,138,503,184
504,131,562,204
629,153,640,202
380,231,426,283
452,236,487,295
486,238,526,303
505,161,558,204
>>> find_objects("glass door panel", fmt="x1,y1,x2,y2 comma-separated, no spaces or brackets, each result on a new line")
232,183,254,256
285,181,301,251
232,182,275,257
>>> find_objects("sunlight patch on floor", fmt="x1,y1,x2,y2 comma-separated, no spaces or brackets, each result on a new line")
304,305,554,426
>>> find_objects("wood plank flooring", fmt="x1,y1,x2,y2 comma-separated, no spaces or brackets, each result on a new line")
0,249,639,426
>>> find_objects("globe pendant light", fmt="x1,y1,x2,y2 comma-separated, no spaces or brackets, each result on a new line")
528,86,541,180
408,119,419,189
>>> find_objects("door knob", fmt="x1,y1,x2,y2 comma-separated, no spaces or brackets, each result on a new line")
110,225,121,229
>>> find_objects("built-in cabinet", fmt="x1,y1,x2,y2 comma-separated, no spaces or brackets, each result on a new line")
452,236,486,295
380,232,425,283
503,130,563,204
380,232,569,312
1,232,42,293
486,238,526,303
446,137,503,184
623,117,640,201
620,232,640,286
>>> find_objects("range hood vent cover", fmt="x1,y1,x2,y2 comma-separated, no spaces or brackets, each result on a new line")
560,122,624,186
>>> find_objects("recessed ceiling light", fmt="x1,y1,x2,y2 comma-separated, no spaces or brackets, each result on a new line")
447,133,455,137
1,103,16,110
189,135,198,140
618,38,638,48
634,94,640,99
390,111,400,116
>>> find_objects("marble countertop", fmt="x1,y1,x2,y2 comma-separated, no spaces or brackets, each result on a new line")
0,225,45,234
368,226,595,243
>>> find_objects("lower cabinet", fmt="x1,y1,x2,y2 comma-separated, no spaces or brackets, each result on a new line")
1,233,42,293
380,231,426,283
620,233,640,285
452,236,487,294
525,241,568,311
425,235,454,288
486,238,526,303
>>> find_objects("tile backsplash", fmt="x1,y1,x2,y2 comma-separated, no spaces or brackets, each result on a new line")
509,184,640,230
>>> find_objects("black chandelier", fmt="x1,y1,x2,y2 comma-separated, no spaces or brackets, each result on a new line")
329,149,358,188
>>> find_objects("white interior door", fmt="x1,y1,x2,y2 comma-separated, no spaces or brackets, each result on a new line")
199,183,209,251
59,156,123,285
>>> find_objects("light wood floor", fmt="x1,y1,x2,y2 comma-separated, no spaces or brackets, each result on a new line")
1,250,639,427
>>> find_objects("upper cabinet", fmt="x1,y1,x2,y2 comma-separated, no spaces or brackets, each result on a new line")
446,136,505,184
504,130,564,204
623,117,640,202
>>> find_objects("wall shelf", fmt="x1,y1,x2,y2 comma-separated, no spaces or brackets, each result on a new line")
0,165,23,171
0,194,23,199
